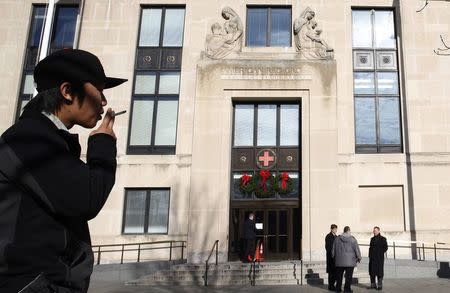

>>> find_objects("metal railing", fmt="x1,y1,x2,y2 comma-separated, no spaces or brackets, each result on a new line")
203,240,219,286
359,240,450,262
92,240,186,265
249,259,304,286
300,260,303,285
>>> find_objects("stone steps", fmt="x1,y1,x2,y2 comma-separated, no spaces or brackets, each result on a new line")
126,261,371,286
171,263,304,270
128,279,302,286
150,269,300,277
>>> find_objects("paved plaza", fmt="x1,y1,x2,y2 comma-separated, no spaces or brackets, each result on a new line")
90,278,450,293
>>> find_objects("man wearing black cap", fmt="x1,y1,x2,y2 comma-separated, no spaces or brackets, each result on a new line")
325,224,338,291
0,49,126,292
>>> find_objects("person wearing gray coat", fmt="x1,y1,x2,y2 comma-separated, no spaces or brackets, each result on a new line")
332,226,361,292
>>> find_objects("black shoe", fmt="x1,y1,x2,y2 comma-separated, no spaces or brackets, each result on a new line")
368,283,377,289
344,290,353,293
328,286,336,291
376,287,382,291
335,290,342,293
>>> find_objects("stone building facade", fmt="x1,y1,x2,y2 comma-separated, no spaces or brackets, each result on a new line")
0,0,449,263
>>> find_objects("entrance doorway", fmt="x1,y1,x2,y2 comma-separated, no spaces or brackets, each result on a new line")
229,102,301,261
229,206,301,260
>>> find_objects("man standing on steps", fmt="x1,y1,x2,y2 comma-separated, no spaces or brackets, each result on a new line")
332,226,361,292
325,224,338,291
243,212,257,262
369,226,388,290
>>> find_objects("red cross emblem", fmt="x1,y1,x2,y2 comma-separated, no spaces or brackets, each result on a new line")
256,149,277,169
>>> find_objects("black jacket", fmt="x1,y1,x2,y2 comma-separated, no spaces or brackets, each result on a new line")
369,234,388,277
0,109,116,292
325,232,337,272
244,219,257,240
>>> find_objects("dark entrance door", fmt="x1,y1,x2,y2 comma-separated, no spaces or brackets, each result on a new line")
229,102,301,261
256,209,289,259
229,206,301,260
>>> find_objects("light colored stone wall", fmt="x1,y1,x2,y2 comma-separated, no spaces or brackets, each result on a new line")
0,0,35,133
0,0,449,263
78,0,195,247
188,55,337,262
299,0,450,260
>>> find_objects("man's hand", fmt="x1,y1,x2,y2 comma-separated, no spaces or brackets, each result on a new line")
89,108,116,139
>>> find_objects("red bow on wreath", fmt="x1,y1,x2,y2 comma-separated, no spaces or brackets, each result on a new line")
281,172,290,190
259,170,271,192
240,173,251,187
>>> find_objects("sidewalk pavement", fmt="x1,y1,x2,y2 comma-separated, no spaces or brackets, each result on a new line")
89,278,450,293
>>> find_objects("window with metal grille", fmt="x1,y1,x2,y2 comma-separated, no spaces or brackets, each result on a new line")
127,6,185,155
352,9,403,153
231,103,301,200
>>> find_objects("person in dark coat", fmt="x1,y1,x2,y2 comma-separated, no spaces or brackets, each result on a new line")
0,49,126,292
332,226,361,293
369,226,388,290
325,224,338,291
243,212,258,262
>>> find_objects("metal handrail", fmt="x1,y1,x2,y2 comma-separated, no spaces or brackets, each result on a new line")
300,259,303,285
358,239,450,262
203,240,219,286
359,239,450,246
91,240,186,265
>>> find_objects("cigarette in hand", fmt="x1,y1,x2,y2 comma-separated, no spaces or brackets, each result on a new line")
111,110,126,117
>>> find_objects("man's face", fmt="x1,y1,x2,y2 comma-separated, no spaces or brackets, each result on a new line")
331,228,337,234
373,228,380,236
73,82,106,128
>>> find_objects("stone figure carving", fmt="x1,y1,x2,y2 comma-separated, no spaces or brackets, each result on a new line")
205,7,243,59
293,7,334,60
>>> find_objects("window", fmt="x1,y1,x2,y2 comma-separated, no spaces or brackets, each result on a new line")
234,104,299,147
352,9,402,153
16,4,80,119
246,6,291,47
128,6,185,154
49,5,79,52
123,189,170,234
231,103,300,200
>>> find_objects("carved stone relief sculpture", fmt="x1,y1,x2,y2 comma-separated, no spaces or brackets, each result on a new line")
205,7,243,59
293,7,334,60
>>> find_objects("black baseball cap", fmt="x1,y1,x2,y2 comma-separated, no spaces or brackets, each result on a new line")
33,49,127,92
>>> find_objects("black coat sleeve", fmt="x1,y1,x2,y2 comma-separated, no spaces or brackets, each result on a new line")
6,129,116,220
244,219,257,239
325,233,334,253
369,237,374,258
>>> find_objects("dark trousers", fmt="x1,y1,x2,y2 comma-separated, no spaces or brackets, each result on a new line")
328,269,337,289
245,239,255,260
336,266,354,292
370,275,383,287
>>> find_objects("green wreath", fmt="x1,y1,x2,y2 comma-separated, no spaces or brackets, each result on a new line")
239,173,255,194
254,170,276,198
276,172,294,195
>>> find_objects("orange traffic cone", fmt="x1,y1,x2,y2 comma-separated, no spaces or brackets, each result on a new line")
254,240,264,262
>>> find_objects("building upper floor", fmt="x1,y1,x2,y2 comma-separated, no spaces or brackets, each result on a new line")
0,0,449,158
